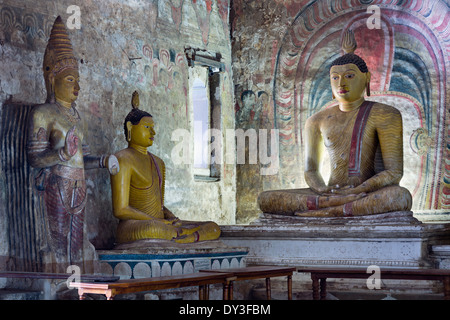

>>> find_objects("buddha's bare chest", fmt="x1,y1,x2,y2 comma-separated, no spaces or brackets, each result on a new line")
322,115,377,154
130,157,159,188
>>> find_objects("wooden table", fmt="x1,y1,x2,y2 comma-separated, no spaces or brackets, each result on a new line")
0,271,119,282
201,266,296,300
297,267,450,300
69,272,236,300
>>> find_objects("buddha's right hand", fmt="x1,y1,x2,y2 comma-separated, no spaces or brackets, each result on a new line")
62,126,79,159
311,185,334,194
320,192,367,207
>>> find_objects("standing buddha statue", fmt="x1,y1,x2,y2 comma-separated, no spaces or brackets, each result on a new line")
26,16,119,270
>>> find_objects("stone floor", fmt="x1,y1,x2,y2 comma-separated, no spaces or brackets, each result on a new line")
252,287,444,300
0,289,42,300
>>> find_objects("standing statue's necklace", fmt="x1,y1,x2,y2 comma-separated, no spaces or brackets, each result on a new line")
56,101,80,124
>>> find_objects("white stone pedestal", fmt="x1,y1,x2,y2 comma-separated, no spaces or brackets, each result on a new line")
220,212,450,269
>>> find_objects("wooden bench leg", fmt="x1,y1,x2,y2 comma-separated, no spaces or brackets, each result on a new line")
320,278,327,300
444,277,450,300
199,285,205,300
287,275,292,300
266,278,271,300
311,275,320,300
223,281,233,300
104,292,114,300
229,281,233,300
78,289,86,300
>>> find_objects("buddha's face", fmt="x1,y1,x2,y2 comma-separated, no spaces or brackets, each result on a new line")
53,69,80,105
330,64,370,103
129,116,155,147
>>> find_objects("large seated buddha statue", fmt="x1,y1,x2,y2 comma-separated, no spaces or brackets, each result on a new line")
110,91,221,244
258,30,412,217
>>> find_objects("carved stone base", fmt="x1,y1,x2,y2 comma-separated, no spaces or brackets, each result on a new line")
220,211,450,269
97,240,249,279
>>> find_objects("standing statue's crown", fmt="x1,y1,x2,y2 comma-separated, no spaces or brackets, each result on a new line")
43,16,78,101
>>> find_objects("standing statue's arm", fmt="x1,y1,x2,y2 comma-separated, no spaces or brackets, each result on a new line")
84,154,119,174
80,118,119,174
83,144,107,169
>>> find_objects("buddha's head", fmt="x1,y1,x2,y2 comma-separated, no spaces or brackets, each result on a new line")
43,16,79,105
329,30,371,104
124,91,155,148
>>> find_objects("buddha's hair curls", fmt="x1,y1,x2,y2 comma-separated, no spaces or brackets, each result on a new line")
330,29,369,73
330,53,369,73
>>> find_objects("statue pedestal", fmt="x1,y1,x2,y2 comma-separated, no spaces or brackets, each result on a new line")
219,211,450,298
220,211,450,269
97,240,248,280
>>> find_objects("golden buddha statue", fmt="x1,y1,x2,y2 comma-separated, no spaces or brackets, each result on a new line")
110,91,221,244
258,30,412,217
26,16,119,266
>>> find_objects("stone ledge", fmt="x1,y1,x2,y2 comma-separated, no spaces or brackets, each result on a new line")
220,212,450,240
219,216,450,270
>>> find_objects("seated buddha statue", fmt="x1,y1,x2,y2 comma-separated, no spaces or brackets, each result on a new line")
110,91,221,244
258,30,412,217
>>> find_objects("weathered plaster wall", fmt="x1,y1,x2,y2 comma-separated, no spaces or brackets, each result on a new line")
231,0,450,223
0,0,235,264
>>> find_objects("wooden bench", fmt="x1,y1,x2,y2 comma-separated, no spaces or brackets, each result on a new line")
69,272,236,300
297,267,450,300
200,266,296,300
0,271,119,282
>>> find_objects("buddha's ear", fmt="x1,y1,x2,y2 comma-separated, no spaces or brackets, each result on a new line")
126,121,133,141
126,121,133,131
366,72,371,97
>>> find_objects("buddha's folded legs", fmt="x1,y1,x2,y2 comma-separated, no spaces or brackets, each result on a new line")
173,221,221,244
116,219,221,243
258,188,366,215
295,185,412,217
116,219,178,243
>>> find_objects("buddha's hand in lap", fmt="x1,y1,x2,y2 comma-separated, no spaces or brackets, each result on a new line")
321,192,367,207
168,217,182,226
326,184,366,196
